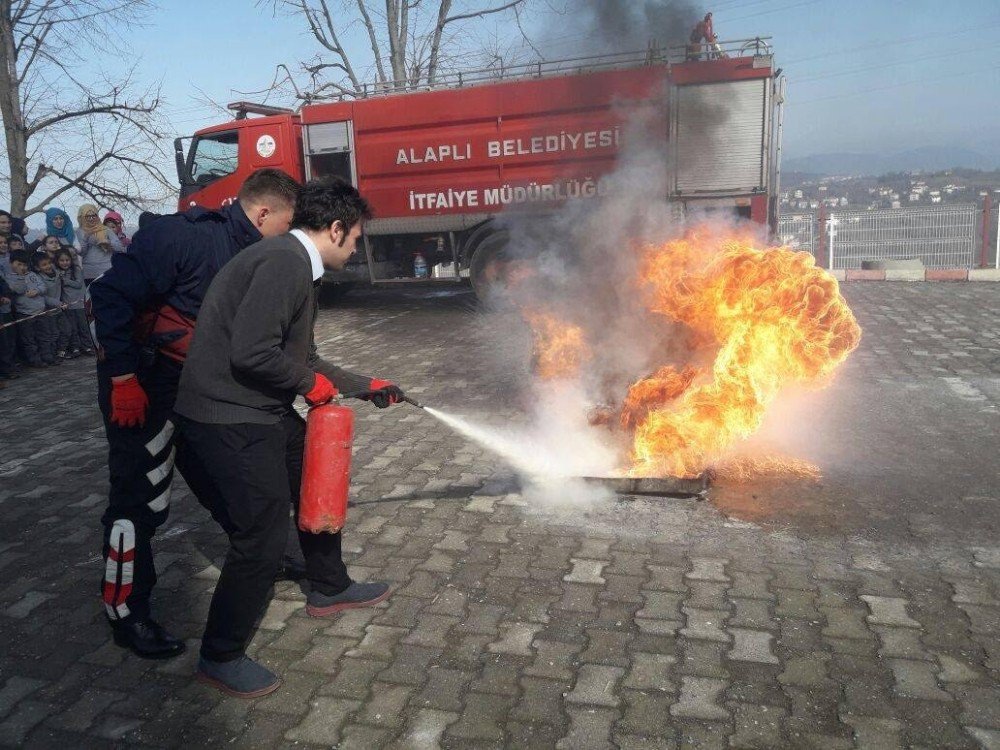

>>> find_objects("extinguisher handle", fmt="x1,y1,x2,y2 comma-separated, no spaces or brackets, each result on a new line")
338,390,424,409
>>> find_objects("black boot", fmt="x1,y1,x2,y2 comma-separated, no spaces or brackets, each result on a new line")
275,554,307,582
111,618,186,659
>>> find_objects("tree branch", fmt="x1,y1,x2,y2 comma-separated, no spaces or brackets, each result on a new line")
355,0,387,83
306,79,357,99
22,152,114,215
266,0,531,99
16,24,52,84
443,0,523,26
513,2,542,60
26,98,156,137
316,0,361,89
426,0,453,84
1,0,166,216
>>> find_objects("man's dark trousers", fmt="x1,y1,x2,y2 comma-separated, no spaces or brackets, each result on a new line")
98,355,221,623
180,411,352,662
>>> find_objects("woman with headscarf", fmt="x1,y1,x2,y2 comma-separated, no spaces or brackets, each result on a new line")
77,204,124,284
46,207,77,248
103,210,131,249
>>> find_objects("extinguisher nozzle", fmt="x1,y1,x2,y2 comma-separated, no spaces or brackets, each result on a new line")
402,395,425,409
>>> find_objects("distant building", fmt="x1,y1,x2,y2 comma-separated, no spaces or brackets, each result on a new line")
891,200,901,209
909,192,920,202
839,197,848,207
793,189,803,199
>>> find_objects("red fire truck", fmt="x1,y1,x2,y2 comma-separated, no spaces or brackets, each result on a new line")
174,39,784,298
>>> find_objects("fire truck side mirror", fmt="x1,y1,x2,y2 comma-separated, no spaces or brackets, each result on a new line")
174,137,191,186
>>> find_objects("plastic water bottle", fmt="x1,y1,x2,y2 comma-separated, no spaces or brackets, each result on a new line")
414,252,428,279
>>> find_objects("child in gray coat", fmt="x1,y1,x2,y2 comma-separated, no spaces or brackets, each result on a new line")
3,251,50,366
32,253,64,363
55,248,93,356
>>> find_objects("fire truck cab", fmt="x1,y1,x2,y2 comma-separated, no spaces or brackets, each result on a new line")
175,39,784,299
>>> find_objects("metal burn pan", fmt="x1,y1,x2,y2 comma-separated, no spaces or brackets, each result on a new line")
581,475,709,499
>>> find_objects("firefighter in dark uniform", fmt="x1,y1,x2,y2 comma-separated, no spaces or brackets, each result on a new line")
90,169,301,658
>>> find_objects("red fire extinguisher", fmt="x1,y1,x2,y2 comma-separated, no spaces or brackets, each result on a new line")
299,402,354,533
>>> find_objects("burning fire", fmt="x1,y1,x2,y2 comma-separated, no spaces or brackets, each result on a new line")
619,365,697,431
523,224,862,480
523,310,591,380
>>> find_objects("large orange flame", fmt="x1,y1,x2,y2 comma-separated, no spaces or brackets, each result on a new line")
619,365,697,431
631,225,861,477
520,224,862,480
523,310,591,380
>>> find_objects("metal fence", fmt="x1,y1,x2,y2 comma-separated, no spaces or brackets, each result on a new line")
778,203,987,269
776,213,816,254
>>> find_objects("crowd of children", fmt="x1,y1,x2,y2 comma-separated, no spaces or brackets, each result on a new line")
0,206,130,381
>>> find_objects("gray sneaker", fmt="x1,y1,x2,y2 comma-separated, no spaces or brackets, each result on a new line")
306,581,390,618
196,655,281,698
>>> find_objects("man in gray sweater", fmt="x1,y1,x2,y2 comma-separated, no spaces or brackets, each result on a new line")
174,178,403,698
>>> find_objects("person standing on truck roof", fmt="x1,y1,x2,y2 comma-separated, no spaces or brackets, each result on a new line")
89,168,300,660
174,177,401,697
688,12,723,60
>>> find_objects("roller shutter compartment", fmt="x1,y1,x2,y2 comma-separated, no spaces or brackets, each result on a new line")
673,79,769,195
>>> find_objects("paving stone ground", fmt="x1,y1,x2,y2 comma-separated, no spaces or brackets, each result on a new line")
1,282,998,749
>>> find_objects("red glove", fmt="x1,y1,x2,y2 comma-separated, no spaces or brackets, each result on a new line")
366,378,404,408
305,373,337,406
110,376,149,428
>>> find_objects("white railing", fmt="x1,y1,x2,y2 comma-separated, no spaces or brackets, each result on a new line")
334,38,774,100
776,213,816,254
779,203,984,269
991,202,1000,269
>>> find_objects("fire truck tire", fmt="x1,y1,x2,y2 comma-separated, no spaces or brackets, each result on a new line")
469,230,511,302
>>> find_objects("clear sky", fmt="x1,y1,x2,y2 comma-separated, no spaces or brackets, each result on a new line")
138,0,999,163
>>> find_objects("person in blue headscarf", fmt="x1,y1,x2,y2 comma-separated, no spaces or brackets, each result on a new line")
46,207,77,248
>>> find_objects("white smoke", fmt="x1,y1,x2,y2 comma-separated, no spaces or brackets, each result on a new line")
442,9,759,492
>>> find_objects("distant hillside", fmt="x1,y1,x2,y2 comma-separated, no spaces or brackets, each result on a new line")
784,146,998,177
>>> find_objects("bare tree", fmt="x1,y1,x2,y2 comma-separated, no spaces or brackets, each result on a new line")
0,0,171,218
264,0,528,101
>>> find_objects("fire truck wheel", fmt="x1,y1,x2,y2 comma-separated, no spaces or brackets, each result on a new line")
469,231,511,302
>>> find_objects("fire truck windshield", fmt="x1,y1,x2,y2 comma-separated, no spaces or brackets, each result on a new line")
185,130,240,188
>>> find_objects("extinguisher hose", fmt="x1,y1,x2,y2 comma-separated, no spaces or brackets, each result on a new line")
400,395,425,409
339,390,425,409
